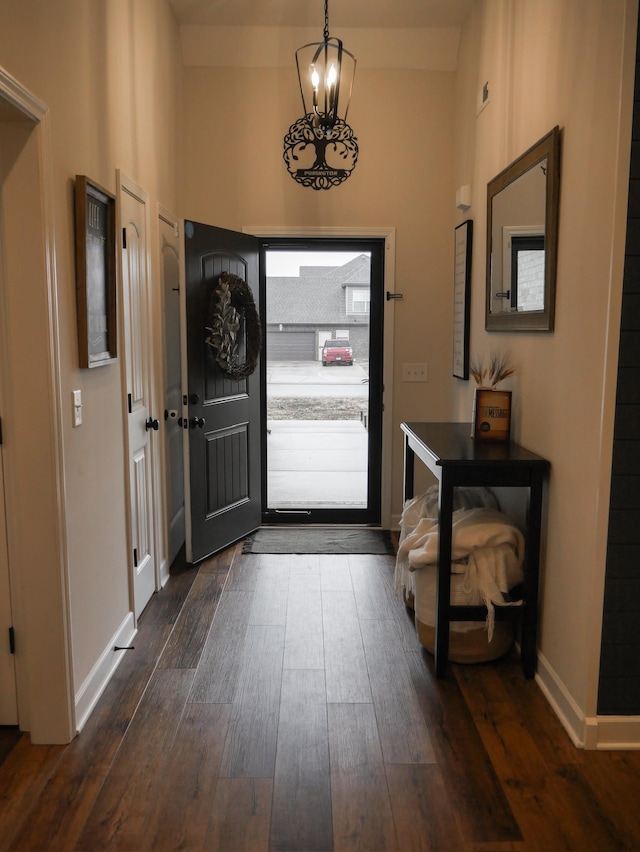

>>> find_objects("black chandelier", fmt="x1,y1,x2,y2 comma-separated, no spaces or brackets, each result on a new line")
283,0,358,190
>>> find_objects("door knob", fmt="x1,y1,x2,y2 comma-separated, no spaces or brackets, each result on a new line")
190,417,206,429
145,417,160,431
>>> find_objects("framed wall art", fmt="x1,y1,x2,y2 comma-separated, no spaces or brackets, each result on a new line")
75,175,117,368
453,219,472,379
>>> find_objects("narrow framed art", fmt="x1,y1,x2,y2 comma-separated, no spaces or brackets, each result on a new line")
75,175,117,368
453,219,472,379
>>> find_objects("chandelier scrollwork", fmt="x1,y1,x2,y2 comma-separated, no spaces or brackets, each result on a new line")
283,0,358,189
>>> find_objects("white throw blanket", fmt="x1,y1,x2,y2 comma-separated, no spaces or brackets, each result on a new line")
395,504,524,640
394,486,499,602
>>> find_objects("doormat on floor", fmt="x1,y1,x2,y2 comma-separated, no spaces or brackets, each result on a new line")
242,527,396,555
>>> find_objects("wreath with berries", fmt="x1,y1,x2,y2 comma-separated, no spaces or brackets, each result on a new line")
205,271,261,380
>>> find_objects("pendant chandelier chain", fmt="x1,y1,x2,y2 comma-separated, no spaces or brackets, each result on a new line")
323,0,330,42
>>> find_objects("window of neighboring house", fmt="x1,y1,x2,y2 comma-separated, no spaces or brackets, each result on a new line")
349,287,370,314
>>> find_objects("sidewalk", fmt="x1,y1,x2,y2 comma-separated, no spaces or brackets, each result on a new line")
266,419,368,508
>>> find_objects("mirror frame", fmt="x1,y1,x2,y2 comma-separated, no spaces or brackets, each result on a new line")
485,126,561,332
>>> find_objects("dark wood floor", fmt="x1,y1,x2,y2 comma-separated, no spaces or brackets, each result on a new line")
1,541,640,851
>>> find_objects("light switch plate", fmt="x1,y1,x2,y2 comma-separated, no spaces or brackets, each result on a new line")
72,389,82,427
403,363,428,382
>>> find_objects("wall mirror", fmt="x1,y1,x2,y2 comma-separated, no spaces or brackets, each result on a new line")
486,126,561,331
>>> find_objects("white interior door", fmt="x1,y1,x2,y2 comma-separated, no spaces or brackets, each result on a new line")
158,207,184,565
119,174,158,618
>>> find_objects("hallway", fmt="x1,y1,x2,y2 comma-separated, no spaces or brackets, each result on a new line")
1,542,640,850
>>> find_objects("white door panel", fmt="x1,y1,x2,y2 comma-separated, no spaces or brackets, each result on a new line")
119,175,158,618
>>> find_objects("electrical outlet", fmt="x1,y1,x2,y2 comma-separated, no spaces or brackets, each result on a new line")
403,363,428,382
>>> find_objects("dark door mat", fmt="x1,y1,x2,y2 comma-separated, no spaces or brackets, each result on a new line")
242,527,396,555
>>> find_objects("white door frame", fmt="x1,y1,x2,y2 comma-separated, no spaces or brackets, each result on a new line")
0,66,74,743
157,204,184,573
245,225,396,530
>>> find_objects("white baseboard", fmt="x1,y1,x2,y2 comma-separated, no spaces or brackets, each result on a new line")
536,650,586,746
74,612,136,733
536,650,640,750
391,513,402,531
584,715,640,749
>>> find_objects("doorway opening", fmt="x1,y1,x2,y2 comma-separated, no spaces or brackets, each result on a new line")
260,237,384,525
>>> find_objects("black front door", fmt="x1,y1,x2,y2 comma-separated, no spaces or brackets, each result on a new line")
183,221,261,563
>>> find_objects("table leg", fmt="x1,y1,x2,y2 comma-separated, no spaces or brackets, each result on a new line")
403,437,415,503
435,473,454,677
521,472,544,678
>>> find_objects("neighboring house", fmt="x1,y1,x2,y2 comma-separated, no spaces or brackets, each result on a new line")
266,254,371,362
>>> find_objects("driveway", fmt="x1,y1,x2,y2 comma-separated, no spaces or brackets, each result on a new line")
266,360,369,398
265,360,369,507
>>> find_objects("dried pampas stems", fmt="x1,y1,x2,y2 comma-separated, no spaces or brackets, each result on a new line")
469,352,514,388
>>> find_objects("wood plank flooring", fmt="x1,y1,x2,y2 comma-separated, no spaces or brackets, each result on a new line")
2,542,640,850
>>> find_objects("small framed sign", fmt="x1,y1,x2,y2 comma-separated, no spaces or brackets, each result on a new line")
473,389,512,441
75,175,117,368
453,219,472,379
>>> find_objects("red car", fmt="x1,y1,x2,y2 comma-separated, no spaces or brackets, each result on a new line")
322,339,353,366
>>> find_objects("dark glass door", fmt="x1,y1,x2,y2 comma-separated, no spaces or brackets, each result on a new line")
260,237,384,525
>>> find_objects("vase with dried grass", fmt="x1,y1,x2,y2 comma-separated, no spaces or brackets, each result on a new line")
470,353,514,440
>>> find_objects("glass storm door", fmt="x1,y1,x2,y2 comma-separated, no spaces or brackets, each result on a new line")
260,238,384,525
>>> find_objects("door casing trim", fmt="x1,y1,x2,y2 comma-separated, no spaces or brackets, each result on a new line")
156,204,181,583
0,65,74,742
245,225,396,529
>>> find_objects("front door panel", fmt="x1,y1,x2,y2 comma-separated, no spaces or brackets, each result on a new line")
183,223,261,563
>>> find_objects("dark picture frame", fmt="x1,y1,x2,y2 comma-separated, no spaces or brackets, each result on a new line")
453,219,472,379
75,175,117,368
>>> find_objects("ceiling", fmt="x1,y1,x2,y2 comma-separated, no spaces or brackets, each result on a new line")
167,0,476,29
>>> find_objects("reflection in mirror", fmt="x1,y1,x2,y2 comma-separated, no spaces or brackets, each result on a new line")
486,126,560,331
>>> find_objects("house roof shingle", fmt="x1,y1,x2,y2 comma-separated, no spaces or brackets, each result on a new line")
266,254,370,324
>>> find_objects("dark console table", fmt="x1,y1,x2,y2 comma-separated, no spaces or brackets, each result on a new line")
401,422,550,678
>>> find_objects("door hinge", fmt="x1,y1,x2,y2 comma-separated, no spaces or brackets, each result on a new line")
128,393,132,414
133,548,138,568
122,227,127,249
8,626,15,655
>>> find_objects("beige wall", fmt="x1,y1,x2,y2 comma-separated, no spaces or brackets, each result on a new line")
0,0,182,738
453,0,637,736
180,63,459,514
